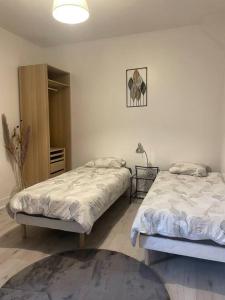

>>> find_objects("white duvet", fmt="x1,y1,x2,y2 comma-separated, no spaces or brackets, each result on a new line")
131,171,225,246
9,166,130,234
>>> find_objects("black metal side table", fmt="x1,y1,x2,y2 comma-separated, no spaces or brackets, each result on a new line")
130,166,159,202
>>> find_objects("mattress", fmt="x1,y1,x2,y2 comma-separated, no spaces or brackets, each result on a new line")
9,166,130,234
131,171,225,246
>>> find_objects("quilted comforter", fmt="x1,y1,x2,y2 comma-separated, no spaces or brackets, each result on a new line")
131,171,225,246
9,166,130,233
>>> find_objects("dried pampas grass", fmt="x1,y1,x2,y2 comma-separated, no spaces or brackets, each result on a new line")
2,114,30,192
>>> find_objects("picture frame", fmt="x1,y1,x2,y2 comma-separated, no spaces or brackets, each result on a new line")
126,67,147,108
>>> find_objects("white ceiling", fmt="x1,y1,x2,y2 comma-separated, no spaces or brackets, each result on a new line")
0,0,225,47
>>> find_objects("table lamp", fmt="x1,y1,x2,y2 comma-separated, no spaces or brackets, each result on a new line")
136,143,149,167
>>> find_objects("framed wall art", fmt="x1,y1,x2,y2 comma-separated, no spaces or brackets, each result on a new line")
126,67,147,108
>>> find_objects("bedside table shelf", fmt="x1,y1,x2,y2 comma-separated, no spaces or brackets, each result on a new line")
130,166,159,202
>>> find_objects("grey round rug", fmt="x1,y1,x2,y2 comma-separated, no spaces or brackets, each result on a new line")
0,249,170,300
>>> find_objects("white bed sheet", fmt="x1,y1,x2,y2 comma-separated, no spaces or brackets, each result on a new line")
9,166,130,234
131,171,225,246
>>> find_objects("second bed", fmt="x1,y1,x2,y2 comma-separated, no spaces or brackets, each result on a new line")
131,171,225,263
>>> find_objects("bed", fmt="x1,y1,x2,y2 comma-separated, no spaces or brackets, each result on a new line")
131,171,225,264
8,165,131,247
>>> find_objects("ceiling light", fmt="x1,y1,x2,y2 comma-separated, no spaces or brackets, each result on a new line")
53,0,89,24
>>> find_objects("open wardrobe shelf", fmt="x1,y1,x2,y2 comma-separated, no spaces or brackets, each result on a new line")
18,64,71,186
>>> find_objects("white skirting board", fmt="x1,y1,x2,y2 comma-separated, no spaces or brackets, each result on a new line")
140,234,225,263
0,197,8,210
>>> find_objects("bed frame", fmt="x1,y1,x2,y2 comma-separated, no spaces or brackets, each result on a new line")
140,234,225,265
8,168,132,248
9,184,131,248
15,213,86,248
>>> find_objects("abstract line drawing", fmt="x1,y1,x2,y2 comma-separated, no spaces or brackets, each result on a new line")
126,67,147,107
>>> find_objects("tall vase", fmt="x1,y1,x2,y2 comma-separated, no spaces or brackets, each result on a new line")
12,162,25,195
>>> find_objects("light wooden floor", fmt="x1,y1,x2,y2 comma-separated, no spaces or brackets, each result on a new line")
0,198,225,300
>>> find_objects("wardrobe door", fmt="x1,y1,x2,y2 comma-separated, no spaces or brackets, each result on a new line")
19,64,50,186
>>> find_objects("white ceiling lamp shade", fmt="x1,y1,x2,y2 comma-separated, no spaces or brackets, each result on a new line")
53,0,89,24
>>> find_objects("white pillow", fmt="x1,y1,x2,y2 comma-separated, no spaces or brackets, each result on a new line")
169,162,208,177
85,157,126,169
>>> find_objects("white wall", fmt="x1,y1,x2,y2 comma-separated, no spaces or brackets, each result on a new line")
0,27,44,207
202,21,225,176
220,75,225,177
1,24,224,206
44,26,225,171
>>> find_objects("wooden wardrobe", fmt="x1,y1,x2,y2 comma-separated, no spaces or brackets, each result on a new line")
18,64,71,187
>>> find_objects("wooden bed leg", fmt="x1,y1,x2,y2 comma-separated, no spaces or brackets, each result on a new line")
145,250,151,266
79,233,85,248
21,224,27,239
